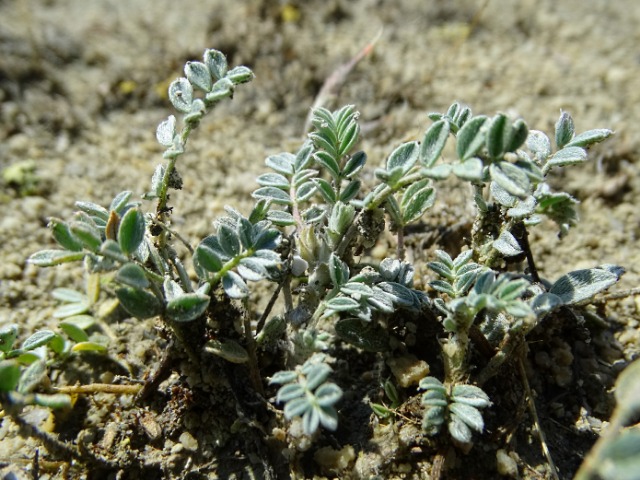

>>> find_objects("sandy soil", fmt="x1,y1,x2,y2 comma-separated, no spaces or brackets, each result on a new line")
1,0,639,478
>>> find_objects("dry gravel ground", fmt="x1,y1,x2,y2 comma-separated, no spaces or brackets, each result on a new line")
1,0,639,478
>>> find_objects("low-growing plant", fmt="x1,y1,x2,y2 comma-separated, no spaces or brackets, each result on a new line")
9,47,631,476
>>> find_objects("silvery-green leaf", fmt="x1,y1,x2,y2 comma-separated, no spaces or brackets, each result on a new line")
490,181,517,209
450,403,485,432
304,363,332,391
163,278,184,301
486,113,510,159
387,141,419,174
340,282,373,298
314,151,341,180
595,429,640,480
60,314,94,330
116,287,163,319
150,164,165,197
419,376,446,392
270,370,297,385
451,384,491,407
22,330,56,351
420,119,450,167
338,117,359,156
294,142,314,171
17,360,46,394
316,383,343,407
505,301,534,318
335,318,389,352
317,405,339,431
555,110,575,148
313,178,337,203
324,296,360,312
456,115,488,160
265,152,295,175
217,224,241,257
267,210,296,227
252,186,292,206
453,158,484,182
340,179,361,203
543,146,587,173
454,271,479,295
423,405,446,432
530,292,564,314
343,151,367,178
167,293,209,323
204,49,227,80
284,397,311,420
453,249,474,268
194,244,222,276
156,115,176,147
184,61,212,92
401,180,434,220
0,324,18,353
613,358,640,419
256,172,290,189
422,390,448,407
118,208,145,256
328,254,349,287
367,290,394,313
99,239,128,263
433,250,454,269
427,262,452,279
303,408,320,435
515,157,544,183
549,265,624,305
222,271,249,298
493,231,522,257
51,288,86,303
204,339,250,364
526,130,551,164
292,168,318,188
378,282,415,307
50,219,83,252
0,361,20,392
267,210,295,227
75,201,109,221
421,163,452,180
70,221,102,253
237,259,268,281
205,77,234,103
53,300,89,319
430,280,455,296
226,65,253,84
252,229,280,252
295,181,316,201
168,77,193,113
565,128,613,148
507,196,537,219
490,161,530,198
276,383,305,402
252,249,281,265
449,413,473,443
59,321,88,343
506,119,528,152
498,278,530,301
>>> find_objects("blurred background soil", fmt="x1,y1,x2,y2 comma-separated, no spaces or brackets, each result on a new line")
1,0,639,478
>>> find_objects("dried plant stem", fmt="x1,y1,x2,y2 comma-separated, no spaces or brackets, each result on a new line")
517,348,560,480
53,383,141,395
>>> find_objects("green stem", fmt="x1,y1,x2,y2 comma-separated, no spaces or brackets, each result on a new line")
156,124,193,248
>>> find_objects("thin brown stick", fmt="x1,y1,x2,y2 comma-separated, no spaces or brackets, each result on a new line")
304,28,383,133
52,383,141,395
517,348,560,480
